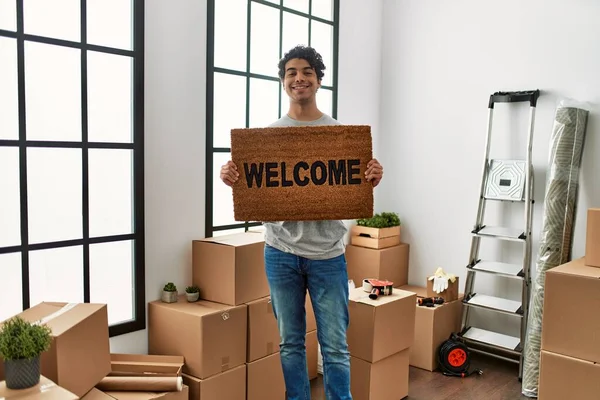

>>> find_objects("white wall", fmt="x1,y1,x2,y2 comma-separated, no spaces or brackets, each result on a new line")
110,0,384,352
379,0,600,336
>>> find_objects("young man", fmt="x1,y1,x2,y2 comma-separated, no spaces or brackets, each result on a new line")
220,45,383,400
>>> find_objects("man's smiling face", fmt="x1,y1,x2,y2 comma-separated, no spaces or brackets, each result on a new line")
283,58,321,104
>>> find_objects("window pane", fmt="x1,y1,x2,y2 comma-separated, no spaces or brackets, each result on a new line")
0,0,16,31
214,0,246,71
284,0,309,14
250,2,279,77
213,152,236,227
310,21,333,87
213,72,246,148
311,0,333,21
89,149,133,238
0,148,21,248
0,37,18,140
29,246,83,307
317,87,333,117
249,78,279,128
25,42,81,141
0,253,22,322
87,0,133,50
88,51,133,143
281,12,308,57
90,240,134,325
24,0,80,42
27,148,82,244
212,228,246,237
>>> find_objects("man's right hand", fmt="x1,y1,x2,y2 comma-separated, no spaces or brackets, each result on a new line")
220,160,239,186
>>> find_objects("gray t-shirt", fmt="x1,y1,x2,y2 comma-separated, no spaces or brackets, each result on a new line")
262,113,347,260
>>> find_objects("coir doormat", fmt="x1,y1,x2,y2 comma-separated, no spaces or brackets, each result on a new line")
230,124,374,222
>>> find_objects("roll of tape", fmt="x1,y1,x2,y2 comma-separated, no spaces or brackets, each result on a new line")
362,279,374,292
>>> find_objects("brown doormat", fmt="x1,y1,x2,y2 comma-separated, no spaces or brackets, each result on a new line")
230,124,374,222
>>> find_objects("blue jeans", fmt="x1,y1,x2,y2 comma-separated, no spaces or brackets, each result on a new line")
264,244,352,400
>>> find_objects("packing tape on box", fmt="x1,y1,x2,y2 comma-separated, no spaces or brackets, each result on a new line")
34,303,78,326
96,376,183,392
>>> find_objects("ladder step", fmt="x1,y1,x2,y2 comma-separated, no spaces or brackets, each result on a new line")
468,260,524,278
483,159,526,201
472,225,525,241
461,327,521,353
464,294,523,316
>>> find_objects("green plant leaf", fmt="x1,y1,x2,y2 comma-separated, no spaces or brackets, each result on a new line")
356,212,401,228
0,316,52,361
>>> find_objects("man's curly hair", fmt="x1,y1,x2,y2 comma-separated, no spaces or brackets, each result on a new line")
278,45,326,82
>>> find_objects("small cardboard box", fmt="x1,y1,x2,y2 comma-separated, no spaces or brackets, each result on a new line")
0,376,78,400
306,330,318,380
347,287,416,363
400,285,463,371
350,225,401,249
246,353,285,400
0,303,111,398
182,365,246,400
541,257,600,363
350,349,409,400
192,232,269,305
426,276,459,302
345,243,409,288
586,208,600,267
538,350,600,400
148,296,247,379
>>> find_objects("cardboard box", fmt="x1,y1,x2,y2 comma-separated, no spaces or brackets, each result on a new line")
306,330,318,380
182,365,246,400
246,353,285,400
347,287,416,363
103,387,189,400
541,257,600,363
345,244,409,288
0,303,111,398
400,285,463,371
0,376,78,400
586,208,600,267
81,388,116,400
350,349,409,400
426,276,459,302
350,225,401,249
538,350,600,400
192,232,269,305
148,296,247,379
246,297,280,362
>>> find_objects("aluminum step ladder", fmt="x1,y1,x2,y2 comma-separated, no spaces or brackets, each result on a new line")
457,90,540,381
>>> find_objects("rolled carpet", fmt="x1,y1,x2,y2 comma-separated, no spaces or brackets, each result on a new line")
521,104,589,397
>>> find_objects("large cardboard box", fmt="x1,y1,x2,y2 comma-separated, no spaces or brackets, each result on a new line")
192,232,269,305
350,349,409,400
148,297,247,379
182,365,246,400
345,243,409,288
541,257,600,363
347,287,416,363
306,330,318,380
0,303,111,398
0,376,78,400
538,350,600,400
246,353,285,400
400,285,463,371
586,208,600,267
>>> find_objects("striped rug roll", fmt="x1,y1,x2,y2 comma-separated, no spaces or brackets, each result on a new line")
521,105,589,397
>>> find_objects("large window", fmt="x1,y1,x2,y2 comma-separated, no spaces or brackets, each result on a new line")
205,0,340,237
0,0,145,337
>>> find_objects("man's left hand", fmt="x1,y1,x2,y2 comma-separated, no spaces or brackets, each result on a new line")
365,158,383,187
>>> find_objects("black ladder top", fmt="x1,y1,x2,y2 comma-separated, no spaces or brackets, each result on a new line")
488,89,540,108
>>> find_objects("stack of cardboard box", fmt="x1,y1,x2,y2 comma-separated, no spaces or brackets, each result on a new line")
148,232,317,400
538,208,600,399
345,224,409,289
346,287,416,400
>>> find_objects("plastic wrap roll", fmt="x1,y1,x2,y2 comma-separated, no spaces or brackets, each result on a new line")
96,376,183,392
521,103,589,397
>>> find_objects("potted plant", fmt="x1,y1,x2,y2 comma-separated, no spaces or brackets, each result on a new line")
351,212,402,249
185,285,200,302
161,282,178,303
0,316,52,389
